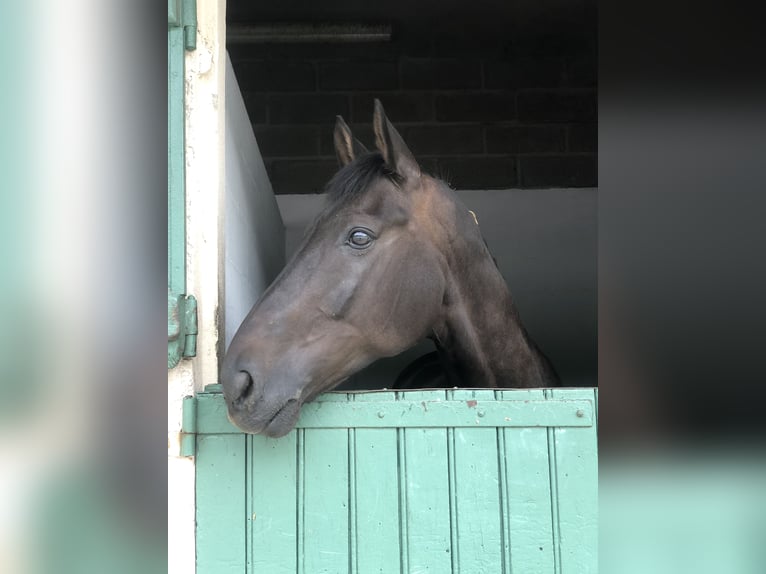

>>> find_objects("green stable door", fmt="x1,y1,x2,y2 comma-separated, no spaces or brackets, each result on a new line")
188,386,597,573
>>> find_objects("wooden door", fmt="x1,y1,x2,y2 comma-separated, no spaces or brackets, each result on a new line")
190,386,597,573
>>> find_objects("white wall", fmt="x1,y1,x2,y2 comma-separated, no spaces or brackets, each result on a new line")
276,189,597,387
224,55,285,350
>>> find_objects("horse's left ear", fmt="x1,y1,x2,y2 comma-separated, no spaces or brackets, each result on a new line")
373,99,421,180
334,115,368,167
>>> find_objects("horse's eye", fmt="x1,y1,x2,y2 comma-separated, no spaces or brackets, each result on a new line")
348,229,374,249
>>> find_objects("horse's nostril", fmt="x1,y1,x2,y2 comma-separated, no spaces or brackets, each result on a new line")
232,370,255,407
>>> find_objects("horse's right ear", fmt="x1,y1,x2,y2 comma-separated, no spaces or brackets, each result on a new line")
373,99,421,180
334,116,368,167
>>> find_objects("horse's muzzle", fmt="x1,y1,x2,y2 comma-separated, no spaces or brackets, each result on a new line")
226,395,302,438
222,360,304,437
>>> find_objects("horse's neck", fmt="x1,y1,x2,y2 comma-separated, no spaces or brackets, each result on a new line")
434,236,558,388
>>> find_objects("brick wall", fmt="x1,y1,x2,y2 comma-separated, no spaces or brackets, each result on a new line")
229,30,596,194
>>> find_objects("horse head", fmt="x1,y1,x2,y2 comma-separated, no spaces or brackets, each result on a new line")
221,101,468,436
221,100,558,437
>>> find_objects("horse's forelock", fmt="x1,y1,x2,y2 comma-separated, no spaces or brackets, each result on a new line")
325,152,404,207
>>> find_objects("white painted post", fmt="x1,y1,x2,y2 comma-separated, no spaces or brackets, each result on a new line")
168,1,227,573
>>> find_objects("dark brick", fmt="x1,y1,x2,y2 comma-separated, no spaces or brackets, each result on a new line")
319,124,376,157
254,126,319,157
229,42,399,62
401,59,481,90
568,125,598,152
486,126,566,153
435,93,516,122
319,62,398,90
483,57,565,89
267,159,340,194
403,126,483,155
399,28,432,57
506,34,592,59
269,94,349,124
436,157,517,189
234,60,315,92
431,28,505,57
564,52,597,87
243,94,267,123
517,91,597,123
519,155,597,188
351,93,433,123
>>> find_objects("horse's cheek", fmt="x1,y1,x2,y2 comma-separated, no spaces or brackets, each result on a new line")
372,255,443,352
405,264,444,330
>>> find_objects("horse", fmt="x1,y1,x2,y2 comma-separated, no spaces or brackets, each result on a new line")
221,100,559,437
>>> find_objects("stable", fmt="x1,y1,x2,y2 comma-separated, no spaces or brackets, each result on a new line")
168,1,597,572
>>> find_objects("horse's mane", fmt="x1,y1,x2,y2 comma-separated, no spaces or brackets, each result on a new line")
324,152,404,207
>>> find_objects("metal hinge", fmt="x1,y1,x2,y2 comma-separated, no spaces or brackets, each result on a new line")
180,395,197,457
183,0,197,51
168,294,198,368
168,0,197,50
182,296,198,357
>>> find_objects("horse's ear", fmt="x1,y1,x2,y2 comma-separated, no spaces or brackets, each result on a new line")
334,116,367,167
373,99,421,180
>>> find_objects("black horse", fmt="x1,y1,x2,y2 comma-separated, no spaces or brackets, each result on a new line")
221,100,559,437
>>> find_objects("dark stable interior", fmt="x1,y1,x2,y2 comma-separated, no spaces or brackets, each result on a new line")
226,0,597,389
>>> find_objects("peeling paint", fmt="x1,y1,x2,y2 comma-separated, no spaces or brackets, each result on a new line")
191,47,214,75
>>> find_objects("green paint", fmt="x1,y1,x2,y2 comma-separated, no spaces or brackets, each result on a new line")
499,389,557,573
303,428,350,573
167,0,196,369
193,393,593,434
399,391,452,573
550,388,599,573
450,390,504,573
248,433,298,573
168,294,198,367
196,435,247,574
182,295,198,357
180,395,196,457
167,0,181,26
194,387,597,573
352,392,401,574
182,0,197,50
